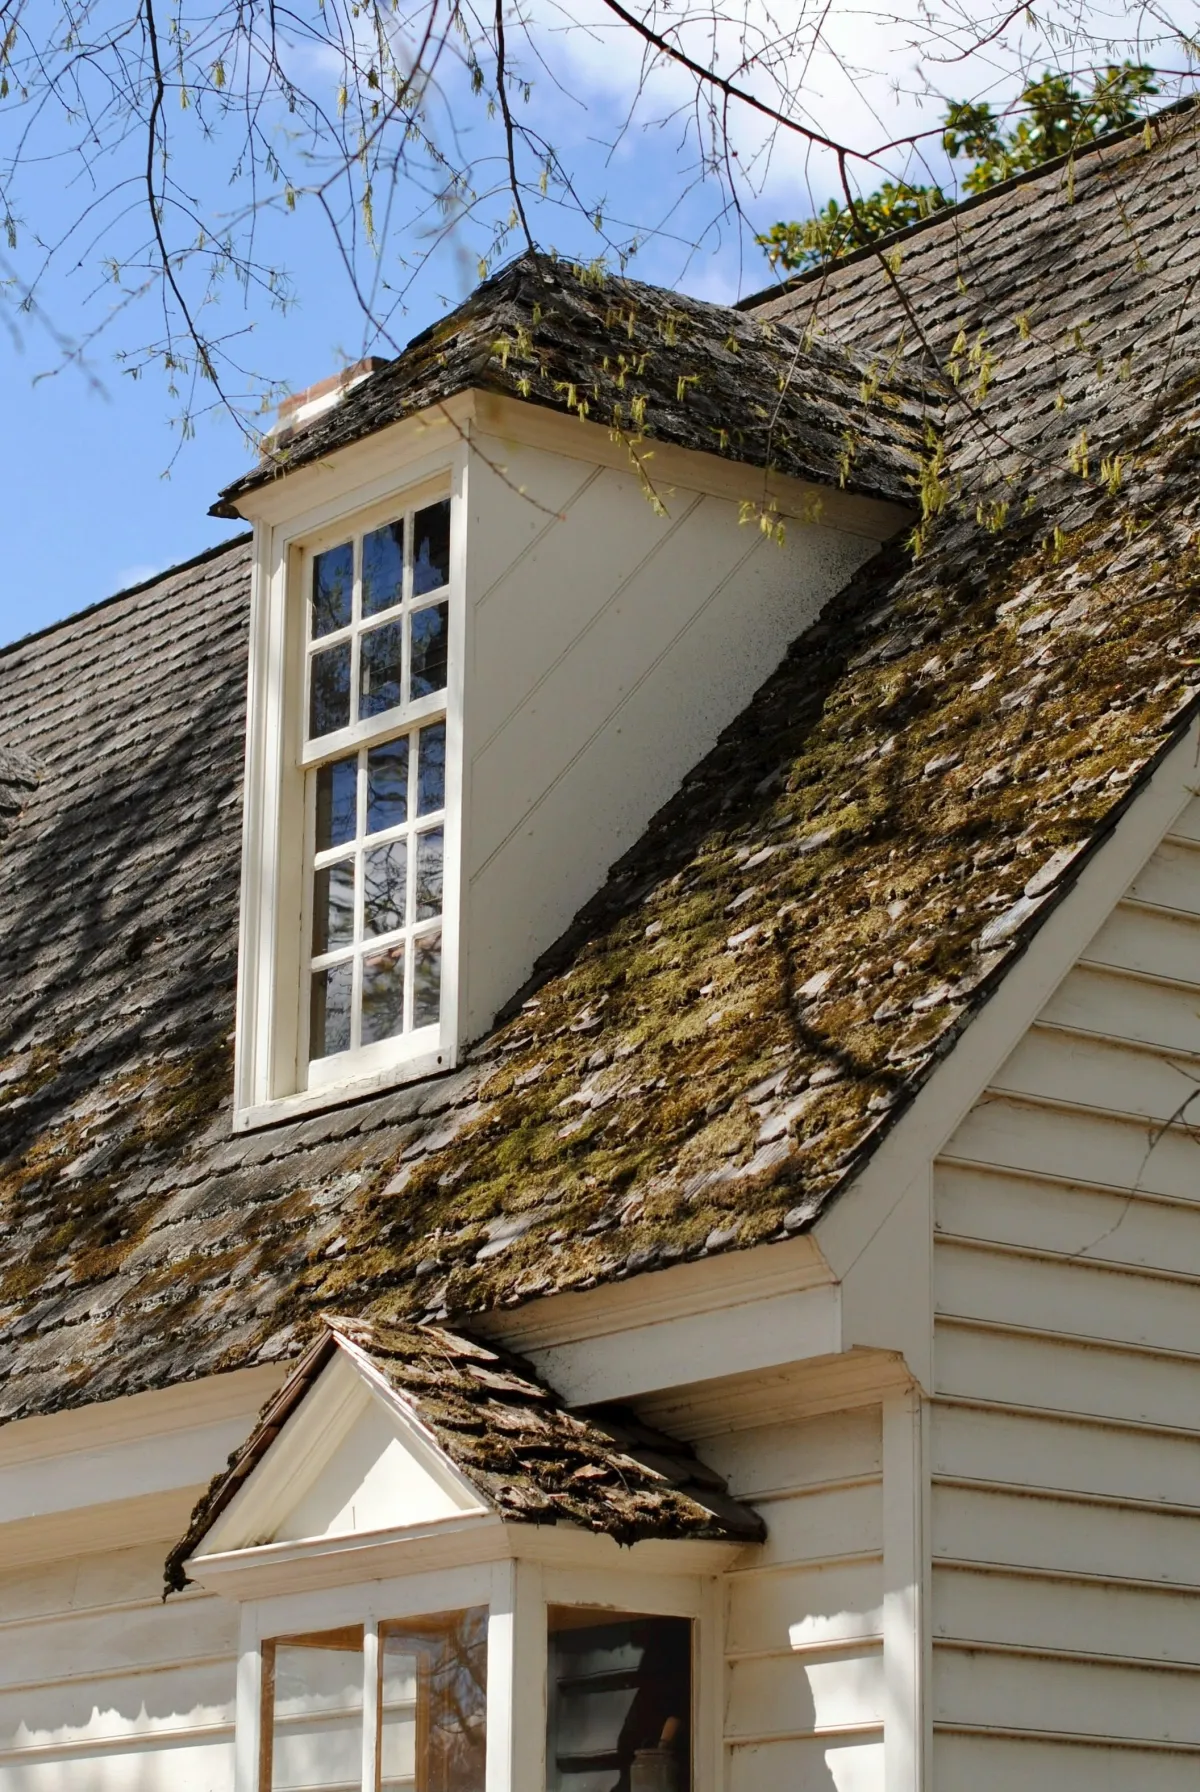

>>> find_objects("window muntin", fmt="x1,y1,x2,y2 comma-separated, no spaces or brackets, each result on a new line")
262,1609,487,1792
303,497,451,1070
547,1608,692,1792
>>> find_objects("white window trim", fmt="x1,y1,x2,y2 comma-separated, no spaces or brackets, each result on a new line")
226,1546,724,1792
233,441,470,1131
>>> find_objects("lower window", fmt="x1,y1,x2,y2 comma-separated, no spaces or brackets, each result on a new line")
547,1608,693,1792
264,1608,487,1791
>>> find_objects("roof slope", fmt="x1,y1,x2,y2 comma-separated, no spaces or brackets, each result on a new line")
3,113,1200,1423
214,250,932,517
166,1313,762,1589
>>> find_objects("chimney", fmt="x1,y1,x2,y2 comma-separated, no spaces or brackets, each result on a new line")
265,357,389,450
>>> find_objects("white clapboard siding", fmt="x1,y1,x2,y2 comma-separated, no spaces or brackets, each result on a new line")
930,810,1200,1784
715,1410,885,1789
0,1541,235,1790
728,1735,884,1792
934,1733,1200,1789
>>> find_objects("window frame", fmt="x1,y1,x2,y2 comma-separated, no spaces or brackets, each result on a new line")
230,1557,719,1792
233,449,468,1132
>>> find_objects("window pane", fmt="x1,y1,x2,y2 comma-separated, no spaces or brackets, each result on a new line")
311,961,353,1057
417,721,446,816
547,1609,692,1792
310,641,352,739
269,1633,363,1791
415,827,443,920
315,754,358,852
412,499,451,597
311,542,354,638
362,944,406,1045
362,519,404,618
312,857,355,956
410,602,449,700
360,620,404,719
380,1608,486,1792
367,736,409,835
413,928,442,1029
363,839,407,938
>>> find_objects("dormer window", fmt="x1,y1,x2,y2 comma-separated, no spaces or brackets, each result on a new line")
302,499,451,1080
234,460,464,1129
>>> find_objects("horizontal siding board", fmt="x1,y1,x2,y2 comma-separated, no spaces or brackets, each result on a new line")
991,1026,1200,1125
701,1409,881,1500
931,1402,1200,1510
934,1322,1200,1431
0,1545,188,1626
942,1094,1200,1204
728,1736,884,1791
1124,837,1200,914
1081,900,1200,986
934,1241,1200,1357
1163,795,1200,846
0,1734,233,1790
1038,962,1200,1054
932,1484,1200,1587
727,1559,884,1657
725,1651,884,1742
933,1731,1200,1786
933,1645,1200,1746
729,1482,882,1572
934,1163,1200,1273
935,1566,1200,1667
0,1660,236,1754
0,1596,236,1694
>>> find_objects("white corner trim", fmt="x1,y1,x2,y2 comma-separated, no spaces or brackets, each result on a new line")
882,1387,930,1792
818,716,1200,1283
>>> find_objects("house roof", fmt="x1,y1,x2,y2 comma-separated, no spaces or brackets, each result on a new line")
212,249,933,518
4,106,1200,1426
165,1313,763,1591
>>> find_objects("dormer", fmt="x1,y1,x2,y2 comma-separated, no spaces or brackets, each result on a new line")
220,253,928,1127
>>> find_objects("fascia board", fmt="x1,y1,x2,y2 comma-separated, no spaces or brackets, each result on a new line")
817,715,1200,1286
481,1232,829,1354
224,394,475,526
187,1510,742,1602
221,387,910,542
470,391,912,540
187,1510,504,1600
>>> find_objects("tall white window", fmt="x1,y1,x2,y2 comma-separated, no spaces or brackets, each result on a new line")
301,496,452,1084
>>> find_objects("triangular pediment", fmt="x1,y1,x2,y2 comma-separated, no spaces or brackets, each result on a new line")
198,1341,487,1556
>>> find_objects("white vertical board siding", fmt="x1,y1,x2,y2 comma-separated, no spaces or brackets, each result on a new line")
460,434,877,1037
704,1408,886,1791
932,800,1200,1784
0,1542,236,1790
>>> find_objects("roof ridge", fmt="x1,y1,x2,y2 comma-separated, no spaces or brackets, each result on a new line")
736,92,1200,311
0,531,252,663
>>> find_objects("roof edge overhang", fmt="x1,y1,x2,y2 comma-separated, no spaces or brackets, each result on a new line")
184,1509,745,1602
213,386,912,544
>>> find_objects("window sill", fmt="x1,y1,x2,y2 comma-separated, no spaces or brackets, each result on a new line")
232,1039,456,1134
